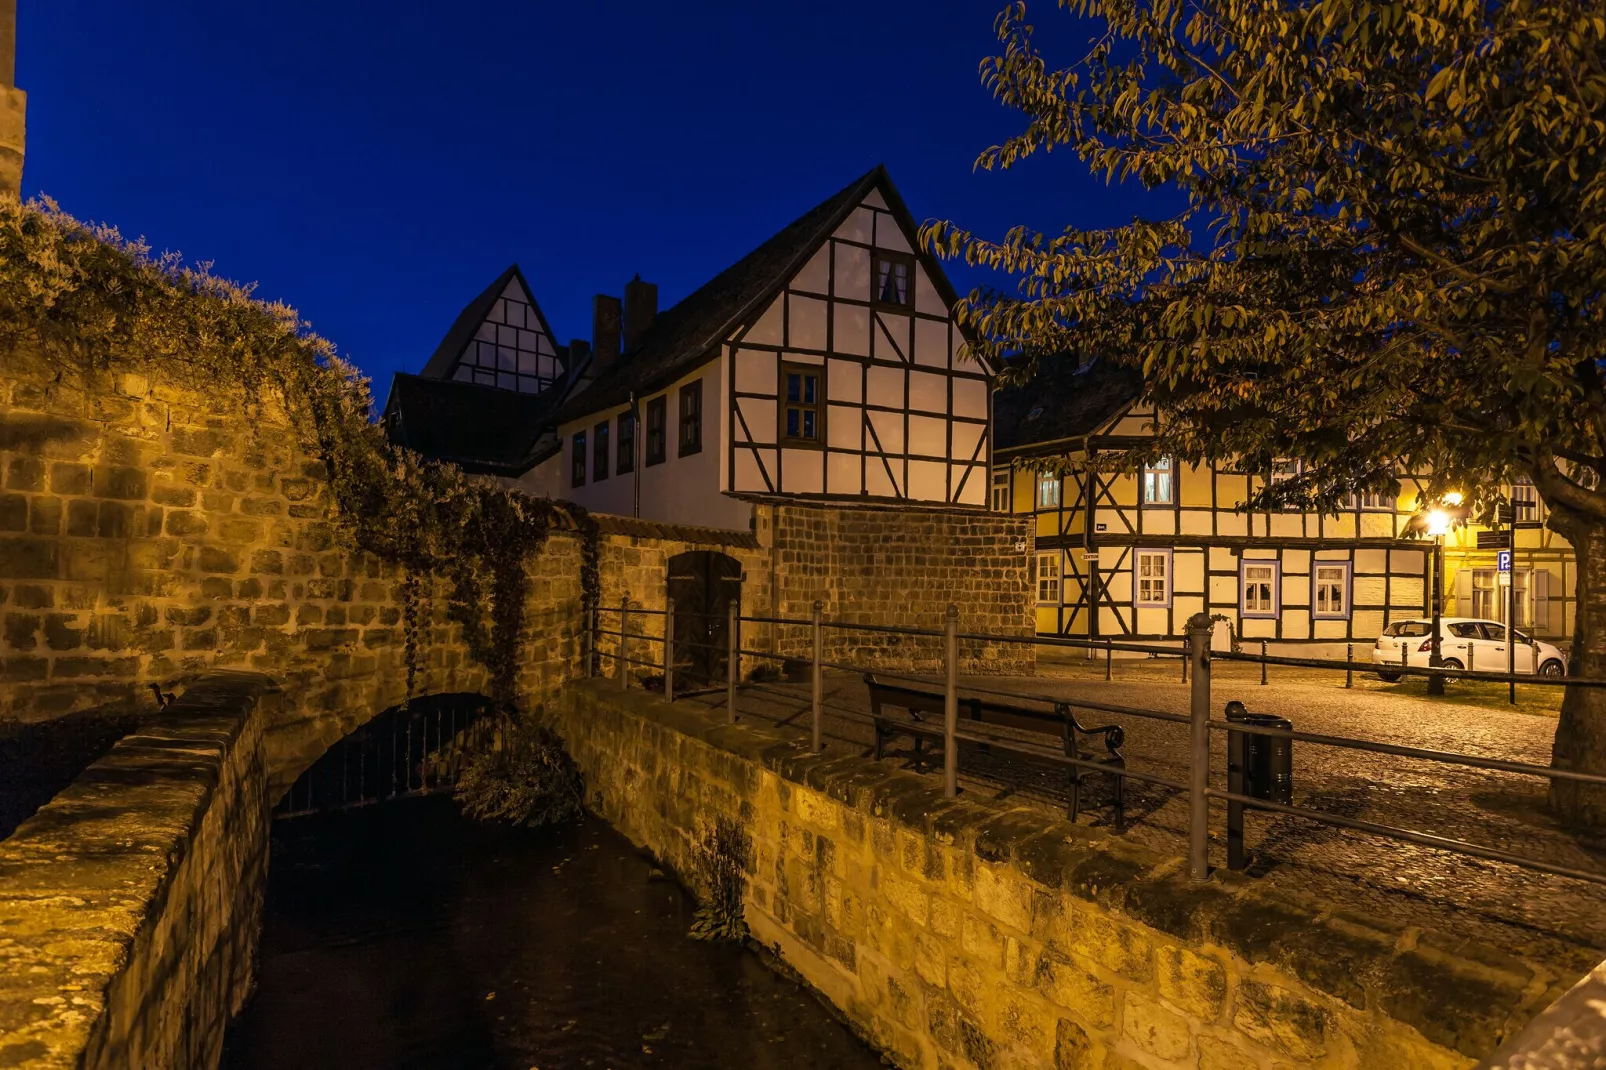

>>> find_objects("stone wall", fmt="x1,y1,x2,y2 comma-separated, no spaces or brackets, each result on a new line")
760,501,1035,674
0,672,273,1070
552,679,1558,1070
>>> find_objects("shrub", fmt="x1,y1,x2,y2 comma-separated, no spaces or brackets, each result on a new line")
688,816,751,942
455,713,584,828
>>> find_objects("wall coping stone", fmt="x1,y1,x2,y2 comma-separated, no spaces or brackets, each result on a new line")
564,679,1565,1063
0,670,274,1070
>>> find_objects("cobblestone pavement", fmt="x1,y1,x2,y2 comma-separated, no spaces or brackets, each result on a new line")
683,666,1606,980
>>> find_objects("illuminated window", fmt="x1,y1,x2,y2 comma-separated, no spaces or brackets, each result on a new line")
1312,562,1350,619
781,363,822,445
1036,552,1060,603
1241,560,1279,618
1135,550,1171,607
1143,457,1174,505
1511,480,1539,523
1036,472,1062,509
873,252,912,308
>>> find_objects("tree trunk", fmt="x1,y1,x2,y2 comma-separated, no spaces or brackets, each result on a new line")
1547,504,1606,825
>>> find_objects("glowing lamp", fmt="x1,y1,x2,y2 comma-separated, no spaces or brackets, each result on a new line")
1425,509,1453,537
1442,491,1465,507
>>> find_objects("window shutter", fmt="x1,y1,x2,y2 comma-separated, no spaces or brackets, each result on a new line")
1454,568,1473,616
1533,569,1551,635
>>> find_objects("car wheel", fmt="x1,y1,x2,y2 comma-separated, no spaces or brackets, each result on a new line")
1376,672,1401,683
1441,658,1464,672
1540,659,1566,678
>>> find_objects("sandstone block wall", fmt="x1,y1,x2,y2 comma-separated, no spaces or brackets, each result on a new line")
761,502,1035,674
0,672,273,1070
553,680,1557,1070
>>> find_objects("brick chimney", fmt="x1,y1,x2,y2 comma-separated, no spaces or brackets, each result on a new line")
623,274,658,354
593,294,622,374
0,0,25,199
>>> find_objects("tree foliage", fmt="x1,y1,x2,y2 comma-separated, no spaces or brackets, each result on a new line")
925,0,1605,517
923,0,1606,817
0,198,601,702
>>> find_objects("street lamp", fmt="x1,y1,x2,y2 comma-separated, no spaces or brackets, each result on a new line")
1421,498,1462,696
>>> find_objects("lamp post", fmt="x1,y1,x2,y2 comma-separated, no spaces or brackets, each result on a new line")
1422,496,1461,697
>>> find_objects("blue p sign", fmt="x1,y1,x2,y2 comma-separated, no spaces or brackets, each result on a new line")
1497,550,1512,573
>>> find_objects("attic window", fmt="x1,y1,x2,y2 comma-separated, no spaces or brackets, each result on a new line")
873,252,913,308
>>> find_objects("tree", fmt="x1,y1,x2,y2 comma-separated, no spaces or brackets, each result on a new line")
923,0,1606,820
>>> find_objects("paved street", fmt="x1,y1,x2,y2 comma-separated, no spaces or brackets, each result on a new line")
685,662,1606,980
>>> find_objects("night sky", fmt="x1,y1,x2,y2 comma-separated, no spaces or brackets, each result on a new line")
20,1,1167,403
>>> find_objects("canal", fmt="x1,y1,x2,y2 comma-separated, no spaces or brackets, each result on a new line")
222,795,884,1070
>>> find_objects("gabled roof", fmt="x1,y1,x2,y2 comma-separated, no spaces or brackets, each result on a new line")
382,372,560,475
993,356,1144,456
418,263,559,380
545,164,983,428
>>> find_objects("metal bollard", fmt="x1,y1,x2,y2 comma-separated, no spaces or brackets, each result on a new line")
617,596,630,690
1182,638,1189,683
1106,637,1112,681
1260,639,1268,686
1187,614,1213,881
811,600,824,753
944,604,959,799
1345,643,1353,689
664,597,675,703
727,599,739,723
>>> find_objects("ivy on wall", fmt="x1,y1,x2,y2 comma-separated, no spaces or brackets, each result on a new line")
0,197,599,701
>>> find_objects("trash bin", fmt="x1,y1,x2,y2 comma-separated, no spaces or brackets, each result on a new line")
1224,700,1294,870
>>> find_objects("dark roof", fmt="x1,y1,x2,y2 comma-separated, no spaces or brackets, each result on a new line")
382,372,559,474
993,357,1143,455
546,164,979,427
418,263,558,380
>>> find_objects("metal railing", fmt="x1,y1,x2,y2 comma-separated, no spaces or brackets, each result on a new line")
585,598,1606,887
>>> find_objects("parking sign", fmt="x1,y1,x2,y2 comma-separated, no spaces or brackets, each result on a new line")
1497,550,1512,573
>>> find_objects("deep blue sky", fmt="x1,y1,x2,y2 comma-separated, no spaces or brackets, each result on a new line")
20,1,1162,402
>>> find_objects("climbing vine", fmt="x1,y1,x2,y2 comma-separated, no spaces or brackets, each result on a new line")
0,197,601,700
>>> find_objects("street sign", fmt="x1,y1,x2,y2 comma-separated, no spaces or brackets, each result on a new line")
1497,550,1512,573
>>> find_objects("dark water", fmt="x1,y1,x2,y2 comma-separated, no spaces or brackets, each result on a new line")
222,795,884,1070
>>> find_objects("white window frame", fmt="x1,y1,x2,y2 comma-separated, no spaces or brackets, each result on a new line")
1511,480,1540,524
1241,559,1280,619
991,469,1011,512
1036,551,1061,604
1311,561,1351,620
1036,472,1062,510
1134,549,1172,608
1143,457,1174,505
1269,459,1301,511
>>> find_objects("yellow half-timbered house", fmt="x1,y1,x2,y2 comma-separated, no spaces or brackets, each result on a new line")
993,358,1576,647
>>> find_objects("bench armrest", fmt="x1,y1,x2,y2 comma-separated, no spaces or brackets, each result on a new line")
1057,704,1125,757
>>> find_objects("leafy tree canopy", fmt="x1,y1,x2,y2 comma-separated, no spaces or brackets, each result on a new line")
925,0,1606,523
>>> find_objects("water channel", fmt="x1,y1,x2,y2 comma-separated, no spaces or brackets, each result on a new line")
222,795,884,1070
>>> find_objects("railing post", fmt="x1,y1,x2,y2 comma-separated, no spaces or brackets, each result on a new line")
811,599,824,753
1259,639,1268,686
617,596,629,690
1187,612,1213,881
1345,643,1353,689
1182,638,1189,683
1105,637,1112,681
664,597,675,703
727,599,739,722
944,604,959,799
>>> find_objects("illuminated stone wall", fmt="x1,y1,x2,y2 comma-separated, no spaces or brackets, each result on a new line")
554,679,1557,1069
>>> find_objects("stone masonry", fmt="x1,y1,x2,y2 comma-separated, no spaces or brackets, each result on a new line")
0,672,274,1070
552,679,1562,1070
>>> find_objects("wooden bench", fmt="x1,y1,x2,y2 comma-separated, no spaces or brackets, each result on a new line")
864,674,1127,829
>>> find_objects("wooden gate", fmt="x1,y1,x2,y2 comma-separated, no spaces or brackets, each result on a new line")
667,551,742,687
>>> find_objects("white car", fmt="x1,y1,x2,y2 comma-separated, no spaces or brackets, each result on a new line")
1373,617,1568,680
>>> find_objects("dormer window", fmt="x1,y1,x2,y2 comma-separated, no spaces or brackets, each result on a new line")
873,252,913,308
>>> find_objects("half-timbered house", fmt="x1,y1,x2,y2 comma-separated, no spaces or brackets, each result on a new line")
995,357,1578,646
514,165,995,529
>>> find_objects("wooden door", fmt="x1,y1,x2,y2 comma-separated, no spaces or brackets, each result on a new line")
667,551,742,686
